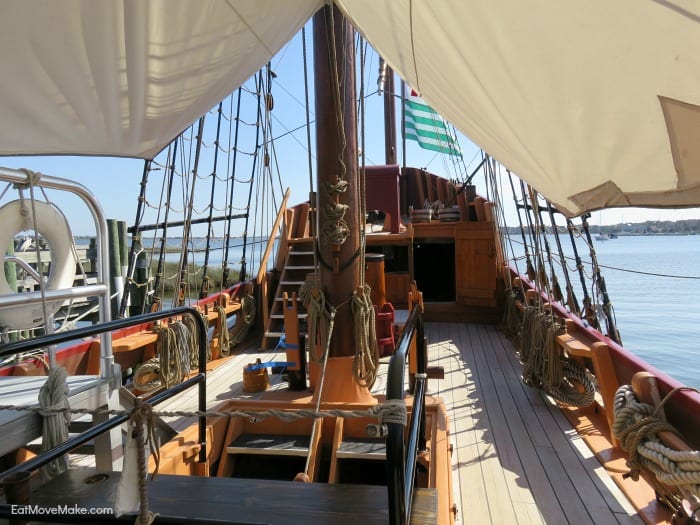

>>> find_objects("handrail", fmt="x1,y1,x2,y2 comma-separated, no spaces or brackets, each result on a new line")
0,307,209,478
256,187,290,285
385,304,427,525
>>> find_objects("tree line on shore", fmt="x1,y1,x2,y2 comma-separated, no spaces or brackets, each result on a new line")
505,219,700,236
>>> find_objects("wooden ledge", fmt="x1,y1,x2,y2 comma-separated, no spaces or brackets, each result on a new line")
112,331,158,352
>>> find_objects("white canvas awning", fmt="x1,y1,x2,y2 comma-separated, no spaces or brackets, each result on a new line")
2,0,700,216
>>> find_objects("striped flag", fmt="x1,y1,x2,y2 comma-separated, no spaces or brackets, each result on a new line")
404,89,462,157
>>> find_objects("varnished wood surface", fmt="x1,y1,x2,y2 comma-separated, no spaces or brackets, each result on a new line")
28,468,437,525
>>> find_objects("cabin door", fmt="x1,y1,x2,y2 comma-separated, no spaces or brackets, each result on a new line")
455,224,497,307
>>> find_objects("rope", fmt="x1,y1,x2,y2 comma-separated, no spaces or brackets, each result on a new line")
215,305,231,357
134,399,158,525
351,285,379,388
501,290,522,341
229,293,256,347
182,312,208,365
153,323,191,389
520,307,594,406
377,399,407,426
299,275,330,364
303,306,337,477
132,358,162,395
38,366,70,480
613,384,700,517
548,359,595,407
0,401,409,425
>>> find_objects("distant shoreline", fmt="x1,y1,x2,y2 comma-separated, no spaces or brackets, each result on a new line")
506,218,700,236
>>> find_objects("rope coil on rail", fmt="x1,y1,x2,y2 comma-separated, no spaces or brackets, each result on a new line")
229,293,255,347
519,305,595,407
612,384,700,517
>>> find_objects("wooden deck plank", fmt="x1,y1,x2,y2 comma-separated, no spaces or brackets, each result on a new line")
479,324,587,524
445,322,520,524
424,321,639,525
484,327,634,524
463,323,543,525
473,324,567,524
430,322,492,523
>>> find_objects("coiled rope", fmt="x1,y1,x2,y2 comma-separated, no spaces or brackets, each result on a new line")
229,293,256,347
501,290,522,341
214,305,231,357
351,285,379,388
133,323,192,393
38,366,70,480
299,275,330,364
613,384,700,516
520,305,594,407
182,311,208,365
132,358,162,395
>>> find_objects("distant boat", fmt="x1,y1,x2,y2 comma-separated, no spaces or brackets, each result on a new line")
595,233,609,241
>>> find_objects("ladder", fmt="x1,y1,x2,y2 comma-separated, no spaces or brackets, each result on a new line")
262,242,315,349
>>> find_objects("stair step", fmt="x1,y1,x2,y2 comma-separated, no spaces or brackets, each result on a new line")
336,438,386,460
289,251,314,256
279,280,305,285
227,433,310,457
285,265,315,270
265,331,285,338
271,313,307,319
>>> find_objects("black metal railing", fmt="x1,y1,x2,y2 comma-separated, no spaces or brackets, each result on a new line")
385,304,427,525
0,307,209,484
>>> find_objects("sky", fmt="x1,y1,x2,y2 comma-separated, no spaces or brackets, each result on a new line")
1,27,699,237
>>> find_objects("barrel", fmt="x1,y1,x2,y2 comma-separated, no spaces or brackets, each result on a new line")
365,253,386,307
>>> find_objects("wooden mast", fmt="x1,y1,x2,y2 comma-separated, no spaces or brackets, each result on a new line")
312,4,373,402
313,4,359,358
381,60,397,165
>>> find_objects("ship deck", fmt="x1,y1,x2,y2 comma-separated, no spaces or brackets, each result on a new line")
424,322,641,525
65,321,643,524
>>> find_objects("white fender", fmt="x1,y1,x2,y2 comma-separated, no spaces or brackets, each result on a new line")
0,200,77,329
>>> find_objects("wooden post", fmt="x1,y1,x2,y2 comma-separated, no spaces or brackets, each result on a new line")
283,292,306,391
107,219,123,320
4,239,17,293
129,236,150,317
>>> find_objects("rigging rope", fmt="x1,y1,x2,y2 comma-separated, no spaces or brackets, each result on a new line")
199,102,224,299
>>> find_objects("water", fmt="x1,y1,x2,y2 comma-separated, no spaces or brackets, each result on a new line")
590,235,700,390
508,233,700,389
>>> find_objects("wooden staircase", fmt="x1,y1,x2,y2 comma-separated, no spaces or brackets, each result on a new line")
262,241,316,349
